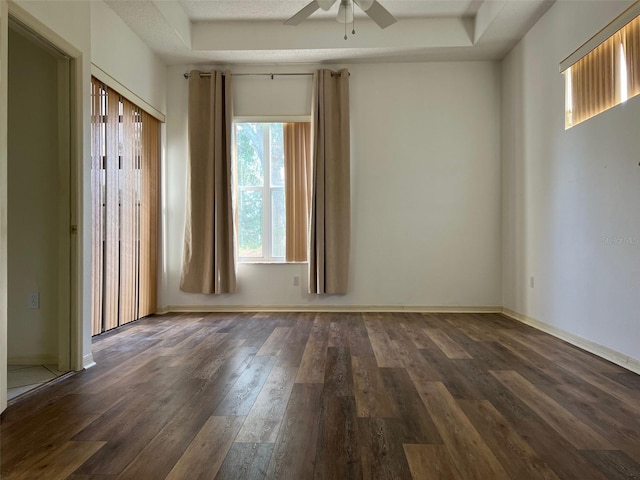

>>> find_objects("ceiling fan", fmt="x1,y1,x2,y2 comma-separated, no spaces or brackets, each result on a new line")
285,0,397,32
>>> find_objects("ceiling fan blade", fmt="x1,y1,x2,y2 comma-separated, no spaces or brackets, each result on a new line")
317,0,338,11
363,0,397,29
284,1,321,26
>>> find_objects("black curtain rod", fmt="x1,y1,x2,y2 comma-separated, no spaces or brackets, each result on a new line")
183,72,348,79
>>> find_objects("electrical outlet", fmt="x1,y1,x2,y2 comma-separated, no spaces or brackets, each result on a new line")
529,276,535,288
28,292,40,309
293,275,300,286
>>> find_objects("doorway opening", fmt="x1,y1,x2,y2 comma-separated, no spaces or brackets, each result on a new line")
6,17,73,402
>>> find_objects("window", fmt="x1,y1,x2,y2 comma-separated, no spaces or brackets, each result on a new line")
562,6,640,128
233,119,312,263
235,122,286,262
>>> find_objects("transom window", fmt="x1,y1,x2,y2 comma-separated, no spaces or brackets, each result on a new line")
562,9,640,128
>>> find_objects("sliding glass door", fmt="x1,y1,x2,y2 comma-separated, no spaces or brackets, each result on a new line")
90,78,159,335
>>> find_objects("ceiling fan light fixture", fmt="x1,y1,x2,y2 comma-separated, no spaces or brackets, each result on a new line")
317,0,337,11
337,2,353,24
354,0,374,11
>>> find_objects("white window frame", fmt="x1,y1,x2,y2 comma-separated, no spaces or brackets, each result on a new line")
233,116,309,264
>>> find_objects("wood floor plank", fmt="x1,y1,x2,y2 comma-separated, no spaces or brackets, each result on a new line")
580,450,640,479
276,341,306,369
458,399,560,479
490,370,616,450
476,340,556,383
266,383,323,479
323,347,354,397
413,382,509,480
295,317,330,383
72,347,165,395
380,368,441,444
499,343,615,406
424,328,472,359
215,443,273,480
72,374,201,441
256,327,292,356
75,379,205,475
418,348,483,400
514,328,626,375
445,316,497,342
540,383,640,465
357,418,413,480
364,316,403,367
399,321,433,349
347,314,376,357
67,475,117,479
452,359,540,423
351,355,397,418
190,338,248,380
392,339,442,383
4,441,105,480
214,355,278,416
114,349,255,480
509,418,610,480
314,395,362,480
604,370,640,391
275,316,310,367
553,363,640,415
165,416,245,480
1,407,100,473
328,318,350,348
403,444,462,480
235,366,298,443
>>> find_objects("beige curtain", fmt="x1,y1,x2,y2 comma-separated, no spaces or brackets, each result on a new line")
180,70,236,294
284,122,312,262
309,69,350,294
622,16,640,98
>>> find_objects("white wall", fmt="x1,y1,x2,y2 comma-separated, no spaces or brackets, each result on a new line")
162,61,502,309
502,0,640,366
91,0,166,115
7,27,61,363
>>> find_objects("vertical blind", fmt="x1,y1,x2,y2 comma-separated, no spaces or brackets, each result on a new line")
568,35,618,127
91,77,159,335
564,10,640,128
623,15,640,98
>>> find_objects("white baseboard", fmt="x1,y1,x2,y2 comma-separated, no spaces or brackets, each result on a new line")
158,305,503,314
82,353,96,370
502,308,640,375
8,354,57,365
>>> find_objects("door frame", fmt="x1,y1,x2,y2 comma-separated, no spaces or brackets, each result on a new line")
0,1,85,413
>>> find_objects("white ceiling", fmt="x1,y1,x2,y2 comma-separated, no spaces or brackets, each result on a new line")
105,0,555,65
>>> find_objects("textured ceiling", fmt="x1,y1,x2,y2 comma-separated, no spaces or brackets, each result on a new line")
105,0,555,65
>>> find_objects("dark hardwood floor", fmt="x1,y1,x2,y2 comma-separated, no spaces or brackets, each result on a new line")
2,312,640,479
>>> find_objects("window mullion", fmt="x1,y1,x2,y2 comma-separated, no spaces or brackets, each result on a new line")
263,124,272,261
